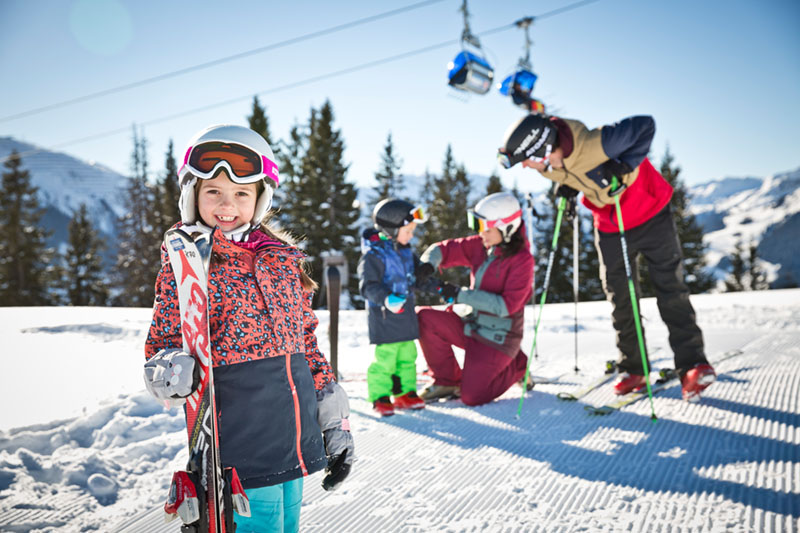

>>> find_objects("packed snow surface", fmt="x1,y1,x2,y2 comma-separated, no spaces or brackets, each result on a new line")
1,290,798,532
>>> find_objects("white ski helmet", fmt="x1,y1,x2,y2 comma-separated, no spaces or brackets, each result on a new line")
468,191,523,242
177,124,279,226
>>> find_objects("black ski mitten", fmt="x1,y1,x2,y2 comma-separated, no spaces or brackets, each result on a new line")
316,382,354,491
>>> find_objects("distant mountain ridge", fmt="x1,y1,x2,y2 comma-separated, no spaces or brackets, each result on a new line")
688,167,800,288
2,137,798,289
0,137,128,263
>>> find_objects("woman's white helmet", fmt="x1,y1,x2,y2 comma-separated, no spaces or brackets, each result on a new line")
472,191,523,242
177,124,279,227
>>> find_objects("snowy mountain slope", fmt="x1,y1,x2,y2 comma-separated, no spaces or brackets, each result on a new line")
0,137,129,259
1,290,799,532
689,167,800,287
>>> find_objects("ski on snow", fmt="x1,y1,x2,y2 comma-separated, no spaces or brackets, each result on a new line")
556,360,617,401
162,228,250,532
585,348,745,416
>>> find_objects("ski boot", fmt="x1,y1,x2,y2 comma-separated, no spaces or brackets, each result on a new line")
681,363,716,402
613,373,647,395
393,391,426,410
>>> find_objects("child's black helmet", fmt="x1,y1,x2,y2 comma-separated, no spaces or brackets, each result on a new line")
498,114,558,168
372,199,428,238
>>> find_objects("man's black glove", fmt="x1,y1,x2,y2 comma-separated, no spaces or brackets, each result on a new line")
554,183,579,199
554,184,578,222
602,159,633,195
414,262,435,284
439,282,460,303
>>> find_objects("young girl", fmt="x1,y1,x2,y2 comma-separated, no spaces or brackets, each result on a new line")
417,191,534,406
143,124,353,532
358,199,432,416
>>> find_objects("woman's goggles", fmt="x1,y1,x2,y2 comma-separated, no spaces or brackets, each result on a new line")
180,141,279,186
466,209,522,233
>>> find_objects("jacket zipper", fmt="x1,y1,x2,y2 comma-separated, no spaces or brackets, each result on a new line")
285,353,308,476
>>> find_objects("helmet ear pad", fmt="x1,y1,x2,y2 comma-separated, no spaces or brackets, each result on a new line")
179,175,199,224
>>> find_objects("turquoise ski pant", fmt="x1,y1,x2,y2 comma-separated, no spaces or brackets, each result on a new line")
368,340,419,402
234,477,303,533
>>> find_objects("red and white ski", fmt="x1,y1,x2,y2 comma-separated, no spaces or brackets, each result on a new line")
163,228,249,532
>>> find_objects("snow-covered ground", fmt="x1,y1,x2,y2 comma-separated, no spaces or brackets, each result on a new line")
1,290,799,532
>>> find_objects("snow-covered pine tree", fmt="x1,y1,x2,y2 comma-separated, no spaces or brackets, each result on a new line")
371,132,405,205
420,145,471,288
113,126,160,307
532,186,602,303
748,241,768,290
153,139,180,243
486,173,503,195
0,150,57,305
248,95,274,147
724,239,747,292
65,204,108,306
291,101,361,308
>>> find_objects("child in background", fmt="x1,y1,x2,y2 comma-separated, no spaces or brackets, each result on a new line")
143,124,353,532
358,199,434,416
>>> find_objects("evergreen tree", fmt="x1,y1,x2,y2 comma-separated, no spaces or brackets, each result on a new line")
486,173,503,195
247,95,274,147
420,146,472,288
748,241,768,290
640,147,714,295
273,123,304,225
532,186,602,303
371,132,404,204
289,101,361,308
114,126,161,307
724,239,747,292
0,151,56,305
153,139,181,242
65,204,108,306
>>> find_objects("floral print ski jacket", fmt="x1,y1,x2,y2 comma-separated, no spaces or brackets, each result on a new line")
145,226,334,489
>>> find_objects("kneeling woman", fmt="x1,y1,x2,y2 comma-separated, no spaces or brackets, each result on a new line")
418,192,534,406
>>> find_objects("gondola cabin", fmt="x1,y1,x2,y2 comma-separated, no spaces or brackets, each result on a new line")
447,49,494,95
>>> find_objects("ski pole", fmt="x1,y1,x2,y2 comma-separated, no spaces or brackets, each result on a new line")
610,176,657,422
524,193,539,360
573,213,579,373
516,196,566,418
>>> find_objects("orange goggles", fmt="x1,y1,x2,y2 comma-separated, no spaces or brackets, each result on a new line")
410,205,428,223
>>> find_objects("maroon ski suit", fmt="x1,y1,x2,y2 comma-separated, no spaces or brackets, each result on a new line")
418,233,533,406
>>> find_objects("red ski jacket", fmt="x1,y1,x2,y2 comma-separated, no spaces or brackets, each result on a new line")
145,226,333,489
582,157,673,233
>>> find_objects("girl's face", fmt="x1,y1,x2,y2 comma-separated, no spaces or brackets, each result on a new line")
197,172,258,231
480,226,503,248
396,222,417,245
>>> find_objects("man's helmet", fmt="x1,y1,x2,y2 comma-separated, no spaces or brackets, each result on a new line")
497,113,558,169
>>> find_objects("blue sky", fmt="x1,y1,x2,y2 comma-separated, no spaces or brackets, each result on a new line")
1,0,798,193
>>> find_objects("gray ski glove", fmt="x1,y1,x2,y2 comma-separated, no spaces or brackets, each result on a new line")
316,381,354,491
143,348,200,407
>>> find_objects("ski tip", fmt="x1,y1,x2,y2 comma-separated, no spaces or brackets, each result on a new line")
556,392,578,401
585,405,612,416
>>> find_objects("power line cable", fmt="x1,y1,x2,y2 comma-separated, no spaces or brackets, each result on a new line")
0,0,447,124
2,0,602,164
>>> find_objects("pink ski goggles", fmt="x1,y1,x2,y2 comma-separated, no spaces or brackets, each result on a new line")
180,141,279,186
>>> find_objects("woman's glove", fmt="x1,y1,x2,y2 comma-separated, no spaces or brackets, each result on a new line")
439,282,460,303
143,348,200,407
384,293,407,313
316,382,354,491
